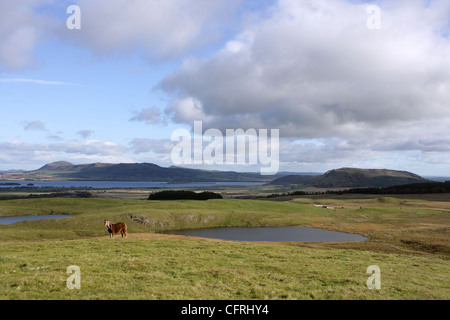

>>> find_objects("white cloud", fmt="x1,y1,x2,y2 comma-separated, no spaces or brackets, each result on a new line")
129,138,174,155
69,0,242,61
0,1,54,70
57,140,126,156
166,97,212,124
155,0,450,174
159,0,450,138
0,139,127,166
2,0,450,175
0,0,243,70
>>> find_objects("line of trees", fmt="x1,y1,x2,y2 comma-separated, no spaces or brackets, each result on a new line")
265,190,308,198
265,181,450,198
0,191,92,201
148,190,223,201
338,181,450,195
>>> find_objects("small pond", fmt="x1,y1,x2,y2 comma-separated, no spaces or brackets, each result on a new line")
0,215,71,225
162,226,367,242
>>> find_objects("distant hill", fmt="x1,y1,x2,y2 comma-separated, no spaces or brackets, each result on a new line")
270,168,428,188
269,175,318,185
1,162,430,187
37,161,79,171
0,169,26,173
16,161,284,182
35,161,114,173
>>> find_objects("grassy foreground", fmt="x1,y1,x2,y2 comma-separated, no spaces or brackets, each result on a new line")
0,196,449,299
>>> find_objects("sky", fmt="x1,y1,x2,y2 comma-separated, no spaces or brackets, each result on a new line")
0,0,449,176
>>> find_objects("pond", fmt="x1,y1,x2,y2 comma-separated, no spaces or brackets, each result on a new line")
162,226,367,242
0,215,71,225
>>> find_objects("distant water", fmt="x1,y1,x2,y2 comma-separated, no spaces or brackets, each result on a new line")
0,180,265,189
0,215,71,225
163,226,367,242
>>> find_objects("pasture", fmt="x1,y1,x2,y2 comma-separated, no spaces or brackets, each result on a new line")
0,196,449,299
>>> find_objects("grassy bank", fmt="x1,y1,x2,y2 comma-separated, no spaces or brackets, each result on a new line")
0,236,448,300
0,196,449,299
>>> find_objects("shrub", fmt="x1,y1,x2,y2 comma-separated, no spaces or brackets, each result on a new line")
74,191,93,198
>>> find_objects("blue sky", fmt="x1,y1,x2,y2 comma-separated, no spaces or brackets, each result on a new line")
1,0,450,176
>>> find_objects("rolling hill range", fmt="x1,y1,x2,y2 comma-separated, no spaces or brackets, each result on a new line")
269,167,429,188
1,161,281,182
0,162,430,188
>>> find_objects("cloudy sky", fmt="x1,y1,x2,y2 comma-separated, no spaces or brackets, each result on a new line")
1,0,449,176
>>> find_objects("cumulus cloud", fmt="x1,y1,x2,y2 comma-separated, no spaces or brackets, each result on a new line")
68,0,242,61
0,2,37,70
0,0,243,70
0,139,134,170
24,120,47,131
0,139,126,162
129,107,163,125
158,0,450,141
3,0,449,173
0,1,55,70
129,138,174,155
58,140,126,156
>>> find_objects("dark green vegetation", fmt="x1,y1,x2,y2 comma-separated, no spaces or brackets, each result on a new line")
266,181,450,199
148,190,223,201
0,190,93,201
270,168,428,188
336,181,450,195
0,195,449,299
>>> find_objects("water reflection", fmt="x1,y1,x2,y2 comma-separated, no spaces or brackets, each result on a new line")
163,226,367,242
0,215,71,225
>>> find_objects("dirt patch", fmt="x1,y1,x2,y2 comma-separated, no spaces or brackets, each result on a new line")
400,239,449,254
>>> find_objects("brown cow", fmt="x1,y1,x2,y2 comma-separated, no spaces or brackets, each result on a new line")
104,219,127,238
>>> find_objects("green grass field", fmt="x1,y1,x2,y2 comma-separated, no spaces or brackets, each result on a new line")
0,196,449,299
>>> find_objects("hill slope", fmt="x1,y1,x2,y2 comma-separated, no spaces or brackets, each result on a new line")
270,168,428,188
21,161,280,182
268,175,318,185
